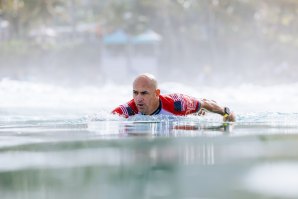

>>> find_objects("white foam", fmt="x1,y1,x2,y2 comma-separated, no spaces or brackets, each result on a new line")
1,78,298,114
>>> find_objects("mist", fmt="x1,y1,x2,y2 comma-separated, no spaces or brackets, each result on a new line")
1,0,297,87
2,3,298,199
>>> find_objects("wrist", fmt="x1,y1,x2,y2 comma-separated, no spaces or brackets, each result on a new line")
223,107,230,118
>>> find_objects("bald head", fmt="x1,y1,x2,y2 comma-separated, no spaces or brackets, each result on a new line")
132,73,160,115
133,73,158,90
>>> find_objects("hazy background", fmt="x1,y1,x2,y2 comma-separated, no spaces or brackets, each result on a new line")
1,0,297,87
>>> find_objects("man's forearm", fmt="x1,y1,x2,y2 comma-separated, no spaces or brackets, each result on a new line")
200,99,236,122
201,99,225,115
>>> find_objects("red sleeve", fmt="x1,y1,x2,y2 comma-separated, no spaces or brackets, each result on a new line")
181,94,200,114
161,94,200,115
112,107,126,117
112,99,138,118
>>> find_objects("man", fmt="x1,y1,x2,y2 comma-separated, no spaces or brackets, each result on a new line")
112,73,235,122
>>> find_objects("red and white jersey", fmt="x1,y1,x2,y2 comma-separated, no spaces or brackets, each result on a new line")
112,93,201,118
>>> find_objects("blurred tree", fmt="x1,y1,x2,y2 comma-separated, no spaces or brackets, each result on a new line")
1,0,298,83
0,0,65,38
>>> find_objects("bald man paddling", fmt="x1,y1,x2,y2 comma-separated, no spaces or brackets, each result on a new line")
112,73,235,122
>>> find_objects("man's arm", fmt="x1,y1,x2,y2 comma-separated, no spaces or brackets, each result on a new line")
200,99,236,122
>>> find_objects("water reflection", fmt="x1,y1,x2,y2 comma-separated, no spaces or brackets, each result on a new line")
1,115,298,198
0,137,219,199
127,139,216,166
1,131,298,198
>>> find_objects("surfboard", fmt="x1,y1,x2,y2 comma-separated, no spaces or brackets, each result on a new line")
88,120,232,136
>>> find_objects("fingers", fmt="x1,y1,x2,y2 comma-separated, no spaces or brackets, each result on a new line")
229,112,236,122
223,112,236,122
198,109,206,116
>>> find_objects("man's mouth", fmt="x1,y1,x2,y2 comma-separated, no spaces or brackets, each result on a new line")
137,104,144,109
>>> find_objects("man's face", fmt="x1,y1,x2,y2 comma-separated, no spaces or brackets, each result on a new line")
133,78,160,115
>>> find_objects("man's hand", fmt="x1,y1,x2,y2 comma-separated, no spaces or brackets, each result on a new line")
223,112,236,122
198,109,206,116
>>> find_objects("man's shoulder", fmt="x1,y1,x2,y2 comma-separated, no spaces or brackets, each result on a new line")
160,93,191,100
124,99,138,112
159,93,187,111
160,93,200,114
112,99,138,117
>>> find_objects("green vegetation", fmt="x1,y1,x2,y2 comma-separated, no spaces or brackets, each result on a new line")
1,0,298,84
1,0,297,42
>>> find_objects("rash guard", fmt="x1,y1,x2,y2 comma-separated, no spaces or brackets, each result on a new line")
112,93,201,118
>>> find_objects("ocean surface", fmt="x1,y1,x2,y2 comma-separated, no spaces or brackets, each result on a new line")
1,79,298,199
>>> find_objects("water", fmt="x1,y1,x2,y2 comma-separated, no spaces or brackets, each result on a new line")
1,79,298,199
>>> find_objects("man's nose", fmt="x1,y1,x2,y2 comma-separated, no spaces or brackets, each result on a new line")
136,94,143,102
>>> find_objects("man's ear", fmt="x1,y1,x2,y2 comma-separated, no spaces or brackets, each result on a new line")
156,89,160,96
